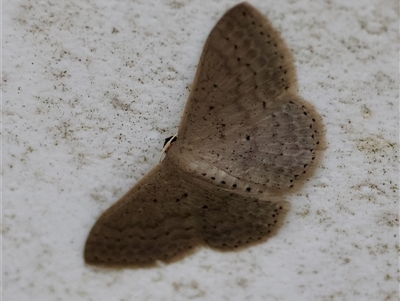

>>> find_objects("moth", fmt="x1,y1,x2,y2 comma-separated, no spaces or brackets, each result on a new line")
84,2,324,267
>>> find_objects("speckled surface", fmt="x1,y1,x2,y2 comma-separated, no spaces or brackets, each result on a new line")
3,0,398,300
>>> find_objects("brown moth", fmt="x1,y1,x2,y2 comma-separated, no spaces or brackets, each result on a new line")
84,2,325,267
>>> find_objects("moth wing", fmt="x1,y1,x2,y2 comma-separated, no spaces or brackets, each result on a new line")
84,161,200,267
173,3,324,193
179,2,298,143
84,158,289,267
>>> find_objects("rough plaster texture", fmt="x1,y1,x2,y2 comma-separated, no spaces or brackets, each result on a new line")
3,0,399,300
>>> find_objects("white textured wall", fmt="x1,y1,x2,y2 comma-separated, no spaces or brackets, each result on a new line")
3,0,398,300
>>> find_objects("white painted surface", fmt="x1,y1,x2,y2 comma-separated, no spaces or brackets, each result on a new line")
3,0,398,300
